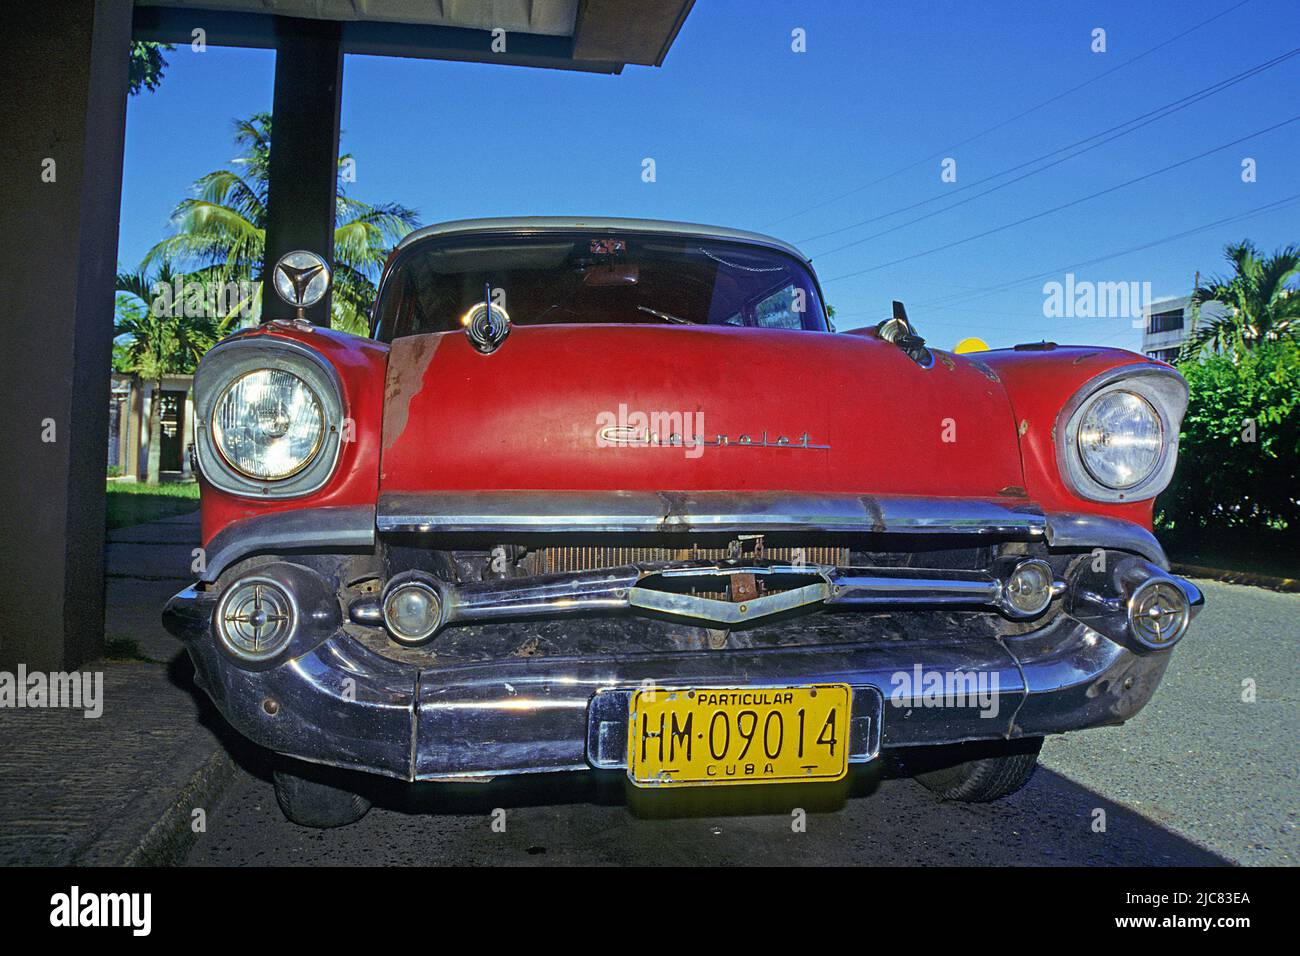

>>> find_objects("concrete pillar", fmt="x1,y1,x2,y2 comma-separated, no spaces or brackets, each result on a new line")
260,16,344,326
0,0,132,669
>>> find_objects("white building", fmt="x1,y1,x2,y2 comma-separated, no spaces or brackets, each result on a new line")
108,373,196,482
1140,295,1227,362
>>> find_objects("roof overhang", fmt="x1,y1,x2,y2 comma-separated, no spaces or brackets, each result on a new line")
133,0,695,74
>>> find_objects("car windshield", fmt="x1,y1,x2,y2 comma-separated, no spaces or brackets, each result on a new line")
373,231,827,340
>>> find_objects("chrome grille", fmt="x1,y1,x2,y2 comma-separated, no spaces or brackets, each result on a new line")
520,545,849,576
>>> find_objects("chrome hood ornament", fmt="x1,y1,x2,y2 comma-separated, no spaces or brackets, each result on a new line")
271,250,332,321
463,282,511,354
878,300,932,368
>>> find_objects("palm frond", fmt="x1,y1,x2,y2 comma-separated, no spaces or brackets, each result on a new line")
140,112,418,335
192,169,267,226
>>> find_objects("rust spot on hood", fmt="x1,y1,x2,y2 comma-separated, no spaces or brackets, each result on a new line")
383,334,442,452
967,358,1000,384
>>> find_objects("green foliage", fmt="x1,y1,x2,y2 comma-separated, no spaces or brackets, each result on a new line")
143,113,419,334
111,339,134,374
1182,240,1300,358
1157,340,1300,533
129,42,172,96
104,480,199,530
114,262,232,379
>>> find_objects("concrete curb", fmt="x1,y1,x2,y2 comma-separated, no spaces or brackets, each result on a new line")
71,723,239,867
124,748,239,866
1171,563,1300,593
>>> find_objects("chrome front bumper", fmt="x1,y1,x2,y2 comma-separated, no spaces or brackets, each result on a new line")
163,557,1203,782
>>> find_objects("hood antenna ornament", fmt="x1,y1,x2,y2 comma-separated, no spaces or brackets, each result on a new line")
271,250,332,325
877,300,933,368
463,281,511,354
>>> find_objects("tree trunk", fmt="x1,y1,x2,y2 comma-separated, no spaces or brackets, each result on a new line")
146,379,162,485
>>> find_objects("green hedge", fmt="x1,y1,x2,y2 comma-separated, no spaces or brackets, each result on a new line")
1157,340,1299,536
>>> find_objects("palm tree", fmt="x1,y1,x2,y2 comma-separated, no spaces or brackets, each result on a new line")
143,114,418,334
114,263,233,483
1182,241,1300,359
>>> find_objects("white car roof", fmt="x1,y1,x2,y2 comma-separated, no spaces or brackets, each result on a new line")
392,216,812,265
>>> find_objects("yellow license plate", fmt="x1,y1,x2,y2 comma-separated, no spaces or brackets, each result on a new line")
626,684,851,787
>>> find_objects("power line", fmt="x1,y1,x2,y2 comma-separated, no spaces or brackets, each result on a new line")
760,0,1258,229
830,193,1300,337
831,192,1300,335
843,194,1300,345
820,115,1300,284
795,47,1300,254
912,192,1300,310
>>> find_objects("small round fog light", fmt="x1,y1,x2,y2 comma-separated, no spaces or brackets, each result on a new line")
215,577,296,662
382,578,442,645
1127,579,1189,649
1001,559,1054,619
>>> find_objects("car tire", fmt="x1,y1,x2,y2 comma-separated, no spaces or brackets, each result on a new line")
912,737,1043,803
272,760,372,828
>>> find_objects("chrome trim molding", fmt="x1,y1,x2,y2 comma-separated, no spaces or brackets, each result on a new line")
199,505,376,583
346,561,1068,640
376,491,1049,537
1043,512,1169,568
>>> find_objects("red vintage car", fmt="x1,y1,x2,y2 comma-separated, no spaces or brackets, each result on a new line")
164,217,1202,827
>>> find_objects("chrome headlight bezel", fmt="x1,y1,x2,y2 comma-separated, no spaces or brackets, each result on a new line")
193,335,345,498
1055,364,1188,503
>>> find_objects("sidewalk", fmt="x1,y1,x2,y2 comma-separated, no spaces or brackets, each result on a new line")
0,511,238,865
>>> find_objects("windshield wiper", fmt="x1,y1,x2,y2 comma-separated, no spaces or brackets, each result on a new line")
637,305,690,325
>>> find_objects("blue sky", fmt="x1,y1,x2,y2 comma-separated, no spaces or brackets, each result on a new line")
118,0,1300,350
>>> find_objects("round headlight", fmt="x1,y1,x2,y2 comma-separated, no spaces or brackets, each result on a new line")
211,368,325,480
1076,389,1163,490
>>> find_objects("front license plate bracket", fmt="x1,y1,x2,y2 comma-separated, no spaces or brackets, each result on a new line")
587,683,883,787
587,684,883,773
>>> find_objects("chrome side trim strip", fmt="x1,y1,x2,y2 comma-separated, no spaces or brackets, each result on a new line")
829,569,1002,605
199,505,376,583
376,491,1048,537
347,562,1066,633
1043,512,1169,568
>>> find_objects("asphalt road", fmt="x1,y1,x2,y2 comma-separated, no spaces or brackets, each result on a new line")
185,580,1297,866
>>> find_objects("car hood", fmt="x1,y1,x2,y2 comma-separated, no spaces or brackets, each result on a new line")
378,325,1025,497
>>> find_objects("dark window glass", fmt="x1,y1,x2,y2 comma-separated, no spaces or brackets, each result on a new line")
1148,309,1184,334
375,232,827,340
